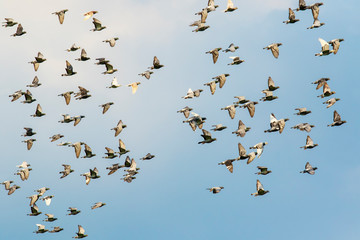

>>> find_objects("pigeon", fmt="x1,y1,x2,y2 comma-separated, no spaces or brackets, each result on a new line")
205,48,222,64
206,186,224,194
111,120,127,137
218,159,238,173
224,0,238,12
52,9,68,24
263,43,282,59
149,56,164,70
300,162,317,175
294,108,311,115
58,91,74,105
323,98,340,108
232,120,251,137
34,224,48,234
228,56,244,65
11,24,26,36
221,104,239,119
61,60,77,76
107,77,121,88
300,136,318,149
251,180,269,196
91,202,106,210
327,110,346,127
102,63,117,74
291,123,315,132
84,11,98,20
222,43,238,53
255,166,272,175
59,164,74,179
211,124,227,131
91,18,106,31
26,76,41,87
99,102,114,114
66,44,80,52
30,104,45,117
2,18,18,27
315,38,334,56
75,49,90,61
198,129,217,144
82,144,96,158
103,37,119,47
49,134,64,142
283,8,299,24
240,101,258,118
140,153,155,160
67,207,80,215
22,127,36,137
127,82,141,94
177,106,193,118
138,70,154,80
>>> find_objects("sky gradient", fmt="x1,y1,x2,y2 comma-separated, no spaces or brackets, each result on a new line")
1,0,360,239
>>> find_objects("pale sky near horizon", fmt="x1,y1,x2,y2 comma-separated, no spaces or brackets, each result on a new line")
1,0,359,239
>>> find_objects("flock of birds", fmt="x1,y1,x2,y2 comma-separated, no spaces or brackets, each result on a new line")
182,0,345,196
3,9,160,238
1,0,347,237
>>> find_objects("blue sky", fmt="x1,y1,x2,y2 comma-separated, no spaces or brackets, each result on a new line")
1,0,359,239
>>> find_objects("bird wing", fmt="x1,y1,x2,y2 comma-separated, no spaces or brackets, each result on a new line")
27,140,33,150
45,197,52,206
332,40,340,54
201,129,212,140
201,9,208,23
289,8,295,20
119,139,126,150
105,63,114,71
270,45,279,58
256,180,264,191
229,106,236,119
66,60,73,72
306,135,314,146
268,77,275,89
212,50,219,64
225,160,234,173
246,102,255,118
270,113,277,123
238,143,246,156
16,24,23,34
81,49,87,58
333,110,341,122
278,119,286,134
247,152,256,164
64,92,71,105
93,18,102,29
322,82,331,95
36,104,43,114
153,56,160,66
131,82,139,94
311,5,320,20
209,82,216,95
102,104,110,114
32,76,39,85
105,147,114,154
74,143,81,158
58,12,65,24
124,156,131,167
78,225,85,234
227,0,234,8
318,38,329,51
